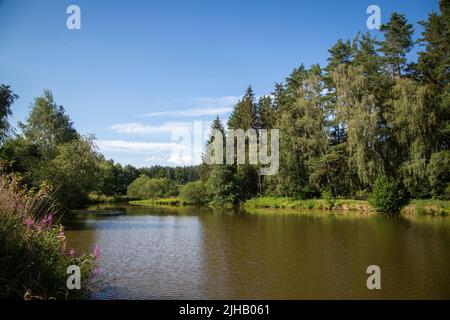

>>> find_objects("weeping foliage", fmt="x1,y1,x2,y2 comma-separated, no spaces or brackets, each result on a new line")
200,2,449,202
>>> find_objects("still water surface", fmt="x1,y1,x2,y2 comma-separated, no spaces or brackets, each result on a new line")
63,205,450,299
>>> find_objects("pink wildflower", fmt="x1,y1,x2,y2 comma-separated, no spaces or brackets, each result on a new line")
41,214,53,228
93,244,100,259
69,248,76,257
24,218,34,228
57,231,65,240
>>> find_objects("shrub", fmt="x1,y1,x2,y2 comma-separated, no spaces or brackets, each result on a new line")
355,189,370,200
321,189,336,209
369,176,404,213
428,151,450,199
0,171,97,299
127,175,178,200
180,181,209,204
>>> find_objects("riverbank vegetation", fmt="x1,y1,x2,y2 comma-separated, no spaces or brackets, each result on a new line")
180,3,450,213
0,169,97,299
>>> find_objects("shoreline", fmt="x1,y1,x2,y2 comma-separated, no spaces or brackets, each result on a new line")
127,197,450,217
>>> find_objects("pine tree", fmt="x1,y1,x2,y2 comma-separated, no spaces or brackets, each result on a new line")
380,13,414,78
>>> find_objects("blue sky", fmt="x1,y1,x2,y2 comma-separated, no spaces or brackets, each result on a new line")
0,0,439,167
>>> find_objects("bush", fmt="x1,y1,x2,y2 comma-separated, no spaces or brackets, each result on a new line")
0,171,97,299
180,181,209,204
428,151,450,199
321,189,336,209
127,175,178,200
354,189,370,200
369,176,404,213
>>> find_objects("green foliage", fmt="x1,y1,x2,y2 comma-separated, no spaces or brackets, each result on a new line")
49,137,99,208
321,189,336,209
0,85,18,142
402,199,450,217
180,180,209,204
355,189,370,200
205,165,240,206
19,90,79,152
380,13,414,78
369,176,404,213
0,171,96,299
126,175,178,200
428,151,450,198
243,196,373,212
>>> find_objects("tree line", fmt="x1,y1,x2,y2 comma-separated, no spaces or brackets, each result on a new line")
196,2,449,206
0,88,199,208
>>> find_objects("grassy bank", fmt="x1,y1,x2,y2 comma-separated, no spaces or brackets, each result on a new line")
87,193,134,204
129,195,450,217
244,197,450,216
243,196,373,212
130,197,194,206
401,199,450,217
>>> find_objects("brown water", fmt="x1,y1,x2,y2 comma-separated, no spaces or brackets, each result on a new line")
63,205,450,299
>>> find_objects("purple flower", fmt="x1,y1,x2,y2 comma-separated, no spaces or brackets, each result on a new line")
24,218,34,228
69,248,76,257
57,231,65,240
93,244,100,259
41,214,53,228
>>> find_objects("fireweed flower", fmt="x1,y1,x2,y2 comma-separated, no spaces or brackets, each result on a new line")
93,244,100,259
24,218,34,229
41,214,53,228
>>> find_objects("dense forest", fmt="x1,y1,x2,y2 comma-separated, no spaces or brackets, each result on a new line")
195,2,450,207
1,2,449,211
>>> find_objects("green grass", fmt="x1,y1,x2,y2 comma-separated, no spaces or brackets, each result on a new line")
87,193,133,204
130,195,450,217
402,199,450,217
130,197,194,206
243,196,374,212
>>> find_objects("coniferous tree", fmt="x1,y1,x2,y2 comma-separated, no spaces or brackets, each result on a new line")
380,13,414,78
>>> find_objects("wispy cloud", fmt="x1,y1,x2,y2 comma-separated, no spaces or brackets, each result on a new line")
140,96,240,118
96,140,178,153
110,122,191,135
141,107,233,118
96,139,199,166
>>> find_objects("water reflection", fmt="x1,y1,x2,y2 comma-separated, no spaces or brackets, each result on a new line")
63,205,450,299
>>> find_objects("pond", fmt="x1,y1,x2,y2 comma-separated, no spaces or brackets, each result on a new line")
63,205,450,299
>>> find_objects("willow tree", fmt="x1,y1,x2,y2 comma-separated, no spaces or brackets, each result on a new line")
332,64,384,187
390,79,436,197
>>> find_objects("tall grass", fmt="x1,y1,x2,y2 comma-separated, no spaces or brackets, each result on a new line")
243,196,374,212
0,170,97,299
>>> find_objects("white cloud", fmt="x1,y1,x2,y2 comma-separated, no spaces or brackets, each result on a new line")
140,96,240,118
96,139,202,166
96,140,178,153
110,122,191,135
141,107,233,118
